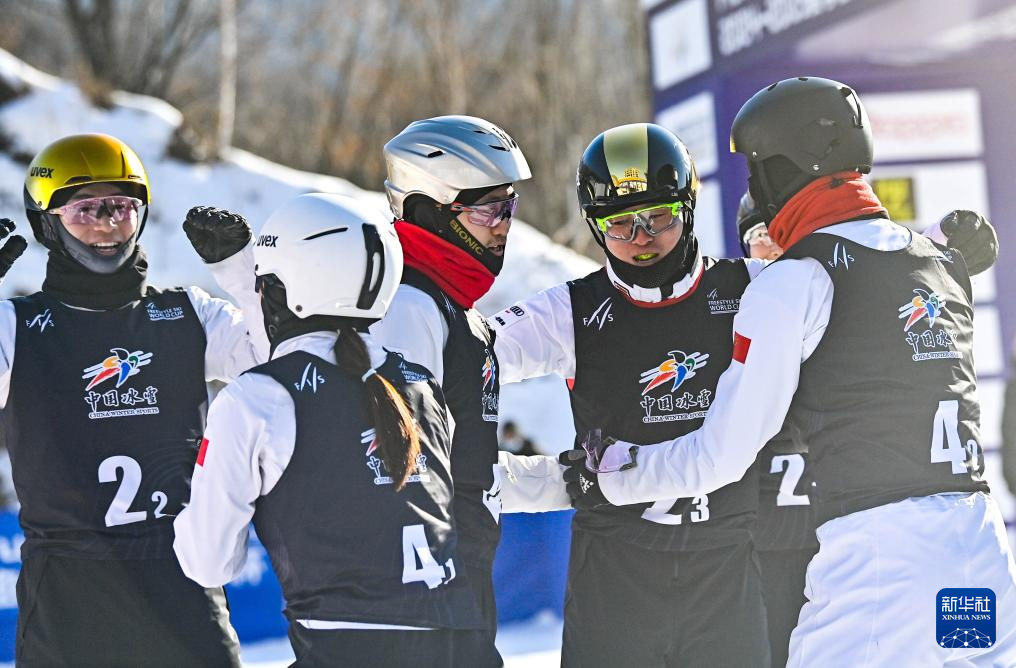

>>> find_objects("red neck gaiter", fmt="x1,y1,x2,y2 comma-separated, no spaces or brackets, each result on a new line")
768,171,888,251
395,221,495,309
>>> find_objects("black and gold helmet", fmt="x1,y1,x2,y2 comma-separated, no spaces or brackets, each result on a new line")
23,133,150,273
577,123,698,246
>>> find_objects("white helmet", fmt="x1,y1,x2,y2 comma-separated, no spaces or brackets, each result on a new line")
254,193,402,320
383,115,532,218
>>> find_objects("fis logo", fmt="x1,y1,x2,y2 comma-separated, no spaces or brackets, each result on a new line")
582,298,614,330
26,308,54,332
82,348,153,390
639,350,708,395
29,166,54,178
254,234,278,247
481,353,496,392
899,288,945,332
828,242,854,270
294,362,325,393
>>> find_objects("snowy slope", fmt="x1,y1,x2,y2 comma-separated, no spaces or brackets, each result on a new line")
0,48,598,453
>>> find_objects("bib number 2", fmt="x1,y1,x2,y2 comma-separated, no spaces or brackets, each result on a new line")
771,454,810,506
97,455,170,527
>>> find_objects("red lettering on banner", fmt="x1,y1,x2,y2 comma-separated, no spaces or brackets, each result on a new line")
732,333,751,364
196,437,210,466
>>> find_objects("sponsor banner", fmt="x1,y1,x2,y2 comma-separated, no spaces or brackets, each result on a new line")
649,0,712,90
865,89,983,162
656,91,719,176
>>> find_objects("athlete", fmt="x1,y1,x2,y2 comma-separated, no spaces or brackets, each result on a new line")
372,115,557,653
1,133,266,666
174,193,495,666
491,123,999,667
491,123,769,667
566,77,1015,667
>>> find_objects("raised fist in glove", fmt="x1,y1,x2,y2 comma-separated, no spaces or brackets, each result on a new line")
0,219,28,280
939,210,998,276
183,206,252,264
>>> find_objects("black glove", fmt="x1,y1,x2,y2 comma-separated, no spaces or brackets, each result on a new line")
939,210,998,276
0,219,27,280
183,206,252,264
560,449,608,510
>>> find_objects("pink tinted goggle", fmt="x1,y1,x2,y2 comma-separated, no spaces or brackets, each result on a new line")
49,196,142,226
449,194,519,227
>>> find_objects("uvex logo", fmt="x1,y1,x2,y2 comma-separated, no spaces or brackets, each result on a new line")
29,166,54,178
254,234,278,247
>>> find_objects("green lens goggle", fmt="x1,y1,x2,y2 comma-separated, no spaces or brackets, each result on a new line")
593,201,684,241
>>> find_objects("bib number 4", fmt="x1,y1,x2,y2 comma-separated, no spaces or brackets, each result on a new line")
402,524,456,589
930,399,980,474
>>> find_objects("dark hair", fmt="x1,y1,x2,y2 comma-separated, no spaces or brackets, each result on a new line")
334,327,420,490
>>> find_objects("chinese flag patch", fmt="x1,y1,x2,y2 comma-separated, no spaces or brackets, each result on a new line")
732,333,751,364
196,437,210,466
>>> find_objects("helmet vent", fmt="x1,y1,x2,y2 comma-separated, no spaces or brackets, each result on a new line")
488,145,508,152
303,226,348,241
426,150,444,158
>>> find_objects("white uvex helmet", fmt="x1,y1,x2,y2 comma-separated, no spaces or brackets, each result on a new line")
383,115,532,218
253,193,402,320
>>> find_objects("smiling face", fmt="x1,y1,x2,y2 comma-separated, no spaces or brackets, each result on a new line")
602,202,685,267
455,184,515,257
57,183,139,257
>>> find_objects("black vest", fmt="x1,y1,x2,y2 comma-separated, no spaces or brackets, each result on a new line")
249,350,483,629
402,269,501,568
7,289,206,559
569,260,757,551
781,233,988,524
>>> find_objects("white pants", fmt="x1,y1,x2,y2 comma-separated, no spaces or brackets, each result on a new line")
788,492,1016,668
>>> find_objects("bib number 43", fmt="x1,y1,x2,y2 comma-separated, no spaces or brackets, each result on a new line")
402,524,456,589
930,400,980,474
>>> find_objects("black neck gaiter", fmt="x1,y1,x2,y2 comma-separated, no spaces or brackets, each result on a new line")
42,247,149,310
605,232,699,299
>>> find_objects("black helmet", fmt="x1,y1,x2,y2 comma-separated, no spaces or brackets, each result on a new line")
735,191,764,256
577,123,698,247
730,76,873,221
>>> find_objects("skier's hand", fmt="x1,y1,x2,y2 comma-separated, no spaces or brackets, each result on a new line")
560,449,608,510
0,219,27,280
939,210,997,276
183,206,252,264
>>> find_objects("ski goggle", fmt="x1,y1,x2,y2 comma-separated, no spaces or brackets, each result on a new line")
594,201,684,242
49,196,142,226
449,195,519,227
742,222,772,246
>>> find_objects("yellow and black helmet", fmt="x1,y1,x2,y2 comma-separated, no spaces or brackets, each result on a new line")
23,133,150,272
